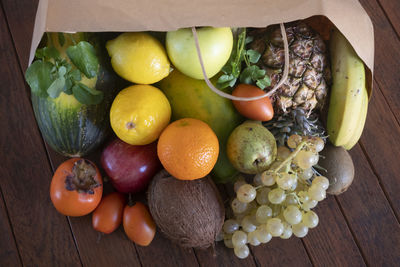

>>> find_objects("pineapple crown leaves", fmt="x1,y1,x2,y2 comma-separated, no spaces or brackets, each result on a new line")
217,28,271,90
25,33,103,105
263,108,327,147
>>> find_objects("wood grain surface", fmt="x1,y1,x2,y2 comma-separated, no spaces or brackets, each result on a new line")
0,3,81,265
1,0,400,266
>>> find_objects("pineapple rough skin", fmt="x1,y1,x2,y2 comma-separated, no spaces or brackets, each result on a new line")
248,21,331,116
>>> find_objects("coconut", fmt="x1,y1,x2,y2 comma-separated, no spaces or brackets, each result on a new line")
147,170,225,249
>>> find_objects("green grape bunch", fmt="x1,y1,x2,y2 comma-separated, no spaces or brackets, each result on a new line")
223,135,329,259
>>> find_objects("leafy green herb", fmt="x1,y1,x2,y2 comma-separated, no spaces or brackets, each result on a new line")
216,29,246,89
240,65,265,84
245,36,254,44
66,41,99,78
217,73,236,89
64,78,73,95
47,66,67,98
72,83,103,105
25,60,55,97
25,33,102,105
47,76,65,98
35,47,60,60
256,76,271,90
69,69,82,81
217,28,271,90
246,49,261,64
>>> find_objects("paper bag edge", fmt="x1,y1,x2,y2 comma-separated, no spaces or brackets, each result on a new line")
28,0,48,66
27,0,374,97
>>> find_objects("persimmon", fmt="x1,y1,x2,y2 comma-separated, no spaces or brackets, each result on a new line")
50,158,102,217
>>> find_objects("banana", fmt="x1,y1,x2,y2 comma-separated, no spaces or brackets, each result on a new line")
327,29,368,149
343,88,368,150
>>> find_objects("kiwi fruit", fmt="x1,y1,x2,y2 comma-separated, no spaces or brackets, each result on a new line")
319,144,355,195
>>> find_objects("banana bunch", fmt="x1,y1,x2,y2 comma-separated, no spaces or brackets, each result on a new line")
327,29,368,150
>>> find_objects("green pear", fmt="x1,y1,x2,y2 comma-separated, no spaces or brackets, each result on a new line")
227,121,277,174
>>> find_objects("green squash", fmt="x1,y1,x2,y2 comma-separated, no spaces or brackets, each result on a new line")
158,70,244,183
30,33,117,157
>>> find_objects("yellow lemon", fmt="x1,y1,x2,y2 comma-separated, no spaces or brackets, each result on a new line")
106,32,170,84
110,85,171,145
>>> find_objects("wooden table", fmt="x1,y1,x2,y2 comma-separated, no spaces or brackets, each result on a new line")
1,0,400,266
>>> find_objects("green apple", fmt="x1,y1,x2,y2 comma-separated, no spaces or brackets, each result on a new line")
166,27,233,80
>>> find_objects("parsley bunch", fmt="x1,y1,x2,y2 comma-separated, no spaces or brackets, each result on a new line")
217,28,271,90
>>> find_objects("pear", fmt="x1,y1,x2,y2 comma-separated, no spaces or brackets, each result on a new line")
227,121,277,174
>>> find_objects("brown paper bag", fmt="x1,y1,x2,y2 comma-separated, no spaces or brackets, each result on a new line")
29,0,374,94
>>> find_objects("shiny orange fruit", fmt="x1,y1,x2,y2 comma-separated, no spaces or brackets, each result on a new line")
157,118,219,180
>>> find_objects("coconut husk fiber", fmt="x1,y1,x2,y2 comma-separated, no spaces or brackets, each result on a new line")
147,170,225,249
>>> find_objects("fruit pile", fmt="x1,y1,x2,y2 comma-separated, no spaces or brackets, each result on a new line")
25,20,366,258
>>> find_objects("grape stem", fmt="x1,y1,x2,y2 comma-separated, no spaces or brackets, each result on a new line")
288,192,302,205
272,141,307,174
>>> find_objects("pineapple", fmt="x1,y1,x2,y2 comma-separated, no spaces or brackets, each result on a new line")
263,108,326,147
248,21,330,115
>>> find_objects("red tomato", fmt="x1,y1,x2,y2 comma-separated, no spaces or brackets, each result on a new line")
123,202,156,246
92,192,126,234
232,84,274,121
50,158,102,217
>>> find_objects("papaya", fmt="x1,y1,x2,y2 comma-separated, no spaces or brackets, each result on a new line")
158,70,244,183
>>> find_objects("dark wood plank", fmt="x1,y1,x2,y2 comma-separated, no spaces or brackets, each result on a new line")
338,144,400,266
194,243,256,267
358,0,400,122
0,6,81,266
303,197,366,267
69,216,142,267
1,0,38,70
251,237,312,267
359,83,400,220
378,0,400,38
0,189,21,266
135,233,199,267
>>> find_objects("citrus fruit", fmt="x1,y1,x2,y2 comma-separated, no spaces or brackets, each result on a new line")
106,32,170,84
110,85,171,145
158,70,244,183
157,118,219,180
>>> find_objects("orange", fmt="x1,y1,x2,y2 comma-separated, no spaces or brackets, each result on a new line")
157,118,219,180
